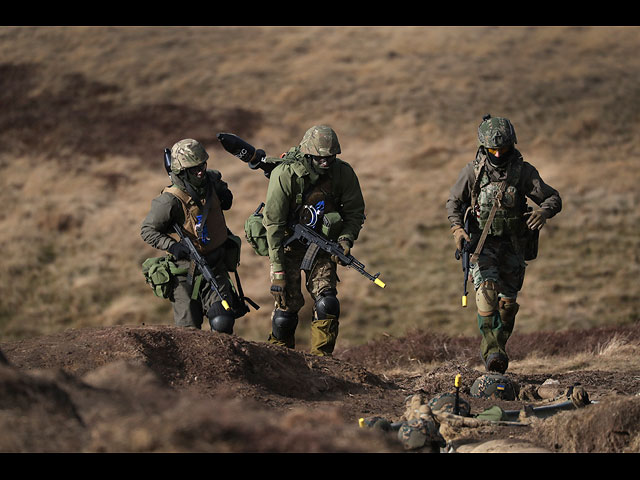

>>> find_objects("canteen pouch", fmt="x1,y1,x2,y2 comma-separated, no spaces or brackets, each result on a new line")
244,204,269,257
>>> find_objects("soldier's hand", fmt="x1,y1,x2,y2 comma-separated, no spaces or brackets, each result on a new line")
168,241,190,260
451,225,470,252
525,208,550,230
331,237,352,266
270,271,287,308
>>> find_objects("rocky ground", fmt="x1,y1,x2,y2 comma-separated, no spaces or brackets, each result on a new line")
2,323,640,454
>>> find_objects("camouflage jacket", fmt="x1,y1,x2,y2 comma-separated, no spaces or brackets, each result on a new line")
446,149,562,234
262,153,365,272
141,170,233,254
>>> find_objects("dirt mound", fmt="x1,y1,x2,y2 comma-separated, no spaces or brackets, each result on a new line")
2,324,640,453
0,325,405,452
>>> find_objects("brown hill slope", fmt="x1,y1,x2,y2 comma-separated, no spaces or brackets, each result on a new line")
0,26,638,345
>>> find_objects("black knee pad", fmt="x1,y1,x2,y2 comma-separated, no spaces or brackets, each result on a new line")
315,291,340,320
207,301,234,334
209,314,235,334
272,309,298,340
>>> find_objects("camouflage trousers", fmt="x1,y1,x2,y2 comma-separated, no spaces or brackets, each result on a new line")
268,245,339,356
470,235,526,361
170,251,236,330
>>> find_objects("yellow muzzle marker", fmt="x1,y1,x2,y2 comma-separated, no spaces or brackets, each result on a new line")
454,374,462,415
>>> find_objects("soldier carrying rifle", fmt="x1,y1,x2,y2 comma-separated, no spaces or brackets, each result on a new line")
220,125,375,356
446,115,562,374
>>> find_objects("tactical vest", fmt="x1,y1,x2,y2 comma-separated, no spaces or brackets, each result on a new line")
162,182,228,255
471,152,527,238
282,149,344,240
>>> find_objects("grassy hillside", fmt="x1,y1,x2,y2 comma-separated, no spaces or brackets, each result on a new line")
0,26,638,348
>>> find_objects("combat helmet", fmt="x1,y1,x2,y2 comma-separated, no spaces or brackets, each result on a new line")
170,139,209,174
470,373,520,400
477,114,517,149
428,392,471,417
299,125,341,157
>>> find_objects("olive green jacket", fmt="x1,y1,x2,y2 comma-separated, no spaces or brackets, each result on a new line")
262,154,365,272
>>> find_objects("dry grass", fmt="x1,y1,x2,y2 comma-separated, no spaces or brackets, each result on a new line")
0,26,639,345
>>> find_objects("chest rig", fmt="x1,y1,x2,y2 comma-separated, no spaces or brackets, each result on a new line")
163,182,228,255
281,150,343,241
471,151,526,238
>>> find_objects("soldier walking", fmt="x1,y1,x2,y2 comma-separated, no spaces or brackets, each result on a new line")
262,125,366,356
446,115,562,373
141,139,240,333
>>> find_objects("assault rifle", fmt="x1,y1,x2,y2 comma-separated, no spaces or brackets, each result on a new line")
284,223,386,289
163,149,259,314
454,207,471,307
217,132,386,289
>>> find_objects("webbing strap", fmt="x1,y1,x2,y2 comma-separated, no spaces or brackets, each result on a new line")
470,180,507,264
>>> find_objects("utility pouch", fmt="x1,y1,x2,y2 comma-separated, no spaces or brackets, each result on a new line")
321,211,343,241
244,203,269,257
141,256,188,298
523,228,539,261
223,231,243,271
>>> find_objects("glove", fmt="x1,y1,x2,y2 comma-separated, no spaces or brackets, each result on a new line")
270,271,287,308
331,237,352,266
525,208,550,230
168,241,190,261
451,225,470,252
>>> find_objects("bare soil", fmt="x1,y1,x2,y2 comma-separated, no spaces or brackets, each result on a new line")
2,323,640,453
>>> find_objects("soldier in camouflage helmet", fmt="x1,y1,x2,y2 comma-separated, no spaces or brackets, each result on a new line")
470,373,520,400
141,139,239,333
446,115,562,374
262,125,366,355
428,392,471,417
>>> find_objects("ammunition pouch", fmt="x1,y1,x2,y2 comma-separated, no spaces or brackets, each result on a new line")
522,227,539,261
141,256,188,299
223,230,243,271
478,211,526,237
244,205,269,257
320,211,343,241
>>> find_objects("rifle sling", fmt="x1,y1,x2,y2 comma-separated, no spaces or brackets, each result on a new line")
470,180,507,264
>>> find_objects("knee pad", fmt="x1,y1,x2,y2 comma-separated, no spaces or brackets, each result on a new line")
476,280,499,316
272,309,299,340
209,314,235,334
498,297,519,330
315,291,340,320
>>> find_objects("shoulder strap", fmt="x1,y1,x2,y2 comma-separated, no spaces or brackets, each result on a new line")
470,179,508,264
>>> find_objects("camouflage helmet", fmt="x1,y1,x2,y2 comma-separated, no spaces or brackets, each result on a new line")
470,373,520,400
170,139,209,174
477,114,517,149
299,125,341,157
428,392,471,417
